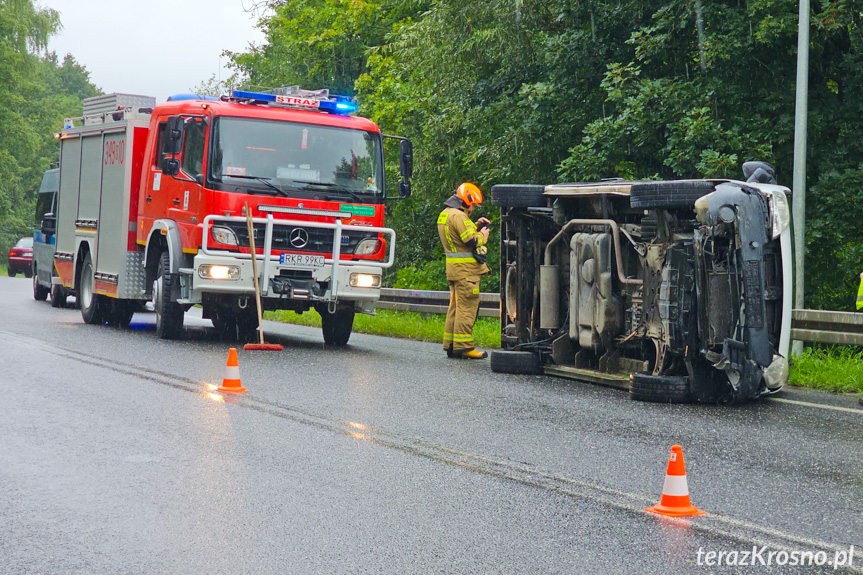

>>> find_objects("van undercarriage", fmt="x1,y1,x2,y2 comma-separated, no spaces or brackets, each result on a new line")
491,171,792,404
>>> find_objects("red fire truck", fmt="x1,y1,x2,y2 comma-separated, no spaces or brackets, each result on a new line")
47,89,412,344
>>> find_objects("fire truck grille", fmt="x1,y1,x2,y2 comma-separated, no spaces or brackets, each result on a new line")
224,222,377,255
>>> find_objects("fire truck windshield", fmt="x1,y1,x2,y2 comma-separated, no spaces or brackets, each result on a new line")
208,117,384,201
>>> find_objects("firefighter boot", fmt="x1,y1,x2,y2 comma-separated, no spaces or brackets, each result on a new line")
460,349,488,359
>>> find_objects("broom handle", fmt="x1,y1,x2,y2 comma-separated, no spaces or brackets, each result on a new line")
245,203,265,345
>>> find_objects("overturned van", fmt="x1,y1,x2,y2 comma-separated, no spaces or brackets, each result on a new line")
491,162,792,404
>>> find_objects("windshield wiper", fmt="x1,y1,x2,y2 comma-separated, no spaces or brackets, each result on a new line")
288,180,366,202
223,174,289,197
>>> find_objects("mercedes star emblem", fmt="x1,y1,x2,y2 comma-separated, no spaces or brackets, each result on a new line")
289,227,309,248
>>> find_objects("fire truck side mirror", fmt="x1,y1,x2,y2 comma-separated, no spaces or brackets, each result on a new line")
398,180,412,199
399,140,413,180
40,213,56,236
160,157,181,177
166,116,185,155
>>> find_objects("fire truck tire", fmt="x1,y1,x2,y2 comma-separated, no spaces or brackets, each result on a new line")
629,181,715,209
50,283,66,308
629,373,693,403
320,305,354,346
490,184,546,208
80,253,107,325
154,251,184,339
33,271,48,301
490,350,543,375
211,306,257,342
107,300,136,328
235,308,259,343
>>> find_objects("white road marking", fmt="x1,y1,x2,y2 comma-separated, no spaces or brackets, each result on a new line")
768,396,863,414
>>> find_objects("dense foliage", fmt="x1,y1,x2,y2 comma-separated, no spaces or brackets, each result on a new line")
228,0,863,309
0,0,99,259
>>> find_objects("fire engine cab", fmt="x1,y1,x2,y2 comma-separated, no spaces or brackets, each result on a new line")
48,88,413,344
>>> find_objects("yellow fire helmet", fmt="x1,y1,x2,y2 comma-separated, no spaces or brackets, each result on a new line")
455,182,483,206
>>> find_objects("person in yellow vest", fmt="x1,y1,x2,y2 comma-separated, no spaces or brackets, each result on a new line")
437,183,492,359
857,272,863,311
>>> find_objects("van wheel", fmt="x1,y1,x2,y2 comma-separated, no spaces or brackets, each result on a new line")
319,305,354,346
629,373,693,403
491,185,546,208
7,268,15,277
80,253,107,324
33,271,49,301
490,350,543,375
50,283,66,308
629,181,715,209
153,251,184,339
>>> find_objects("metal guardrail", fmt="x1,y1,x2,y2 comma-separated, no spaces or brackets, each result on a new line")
378,290,863,345
376,288,499,318
791,309,863,346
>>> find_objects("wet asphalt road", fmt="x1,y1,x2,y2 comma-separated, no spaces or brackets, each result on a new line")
1,275,862,574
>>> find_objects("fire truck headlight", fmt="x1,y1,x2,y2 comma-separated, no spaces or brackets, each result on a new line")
349,273,380,288
199,265,240,280
353,238,381,256
211,226,239,246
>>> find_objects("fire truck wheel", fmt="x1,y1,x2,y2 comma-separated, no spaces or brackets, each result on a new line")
235,308,259,343
107,300,136,328
33,271,49,301
320,305,354,346
80,253,107,325
154,251,184,339
50,283,66,308
211,306,257,342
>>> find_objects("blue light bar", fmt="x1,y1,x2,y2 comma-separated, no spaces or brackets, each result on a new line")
319,98,359,114
230,89,358,115
232,90,277,102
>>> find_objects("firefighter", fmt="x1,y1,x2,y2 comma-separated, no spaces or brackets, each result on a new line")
437,182,491,359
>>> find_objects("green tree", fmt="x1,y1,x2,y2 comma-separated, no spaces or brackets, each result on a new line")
230,0,863,308
0,0,100,258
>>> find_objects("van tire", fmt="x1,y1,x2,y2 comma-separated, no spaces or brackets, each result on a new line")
33,271,49,301
50,283,66,308
629,373,693,403
490,350,543,375
490,185,546,208
629,181,715,209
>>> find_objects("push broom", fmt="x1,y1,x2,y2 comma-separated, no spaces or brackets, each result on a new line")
243,202,283,351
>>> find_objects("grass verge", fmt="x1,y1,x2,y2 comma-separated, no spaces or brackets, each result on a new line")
789,346,863,395
264,309,501,349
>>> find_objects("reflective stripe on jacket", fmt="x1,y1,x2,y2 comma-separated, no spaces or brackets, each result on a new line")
437,207,491,281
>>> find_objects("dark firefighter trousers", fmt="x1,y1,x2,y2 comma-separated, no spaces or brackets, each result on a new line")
443,277,481,353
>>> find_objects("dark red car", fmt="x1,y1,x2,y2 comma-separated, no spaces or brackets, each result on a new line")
7,237,33,277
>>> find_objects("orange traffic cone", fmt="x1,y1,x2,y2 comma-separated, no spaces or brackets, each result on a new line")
217,348,248,393
645,445,705,517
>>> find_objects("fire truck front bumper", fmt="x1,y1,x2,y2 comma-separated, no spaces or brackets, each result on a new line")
185,253,384,305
